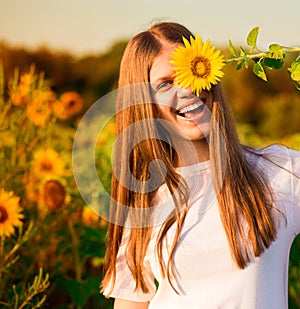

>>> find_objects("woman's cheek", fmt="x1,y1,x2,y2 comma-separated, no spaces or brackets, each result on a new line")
155,88,177,108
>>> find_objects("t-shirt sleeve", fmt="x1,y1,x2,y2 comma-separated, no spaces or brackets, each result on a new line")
257,145,300,236
102,230,156,302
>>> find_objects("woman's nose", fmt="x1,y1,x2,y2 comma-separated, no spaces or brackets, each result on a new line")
177,86,193,98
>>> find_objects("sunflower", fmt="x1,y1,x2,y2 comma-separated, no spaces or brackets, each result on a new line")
0,189,24,238
26,89,55,126
40,179,66,211
10,73,36,107
52,91,83,121
24,173,40,203
170,33,225,96
31,149,66,178
0,130,15,148
81,206,100,226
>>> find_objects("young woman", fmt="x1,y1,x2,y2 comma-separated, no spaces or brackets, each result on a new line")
101,22,300,308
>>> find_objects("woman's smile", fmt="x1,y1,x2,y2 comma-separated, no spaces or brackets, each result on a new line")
175,91,210,123
176,99,205,118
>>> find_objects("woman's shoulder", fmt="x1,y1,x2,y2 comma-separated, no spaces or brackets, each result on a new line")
244,144,300,185
245,144,299,167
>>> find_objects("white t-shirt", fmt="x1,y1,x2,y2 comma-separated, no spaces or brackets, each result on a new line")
103,145,300,308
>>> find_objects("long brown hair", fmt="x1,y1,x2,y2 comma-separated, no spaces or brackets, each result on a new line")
101,22,278,294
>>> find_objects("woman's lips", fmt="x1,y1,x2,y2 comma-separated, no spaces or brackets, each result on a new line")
176,99,205,119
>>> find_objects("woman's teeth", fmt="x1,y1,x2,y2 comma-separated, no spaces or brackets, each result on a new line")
177,101,204,117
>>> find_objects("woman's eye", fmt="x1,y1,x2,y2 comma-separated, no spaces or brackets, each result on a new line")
156,81,172,92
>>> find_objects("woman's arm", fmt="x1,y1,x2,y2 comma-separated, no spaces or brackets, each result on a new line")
114,299,149,309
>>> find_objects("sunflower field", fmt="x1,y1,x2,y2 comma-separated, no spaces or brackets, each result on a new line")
0,39,299,308
0,64,114,308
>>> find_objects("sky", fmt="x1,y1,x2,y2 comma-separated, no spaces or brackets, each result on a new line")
0,0,299,56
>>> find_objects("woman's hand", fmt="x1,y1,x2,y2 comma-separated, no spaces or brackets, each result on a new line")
114,299,149,309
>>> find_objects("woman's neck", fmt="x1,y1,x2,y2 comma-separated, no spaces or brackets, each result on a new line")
173,138,210,167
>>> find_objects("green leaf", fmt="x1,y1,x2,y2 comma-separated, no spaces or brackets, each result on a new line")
268,44,285,59
237,47,249,69
263,58,284,70
236,60,244,70
253,62,267,81
288,60,300,83
244,57,250,69
246,26,259,50
228,39,238,57
240,46,247,57
294,81,300,91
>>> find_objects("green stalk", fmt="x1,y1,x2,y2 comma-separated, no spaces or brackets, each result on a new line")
67,218,82,309
224,47,300,64
67,219,82,282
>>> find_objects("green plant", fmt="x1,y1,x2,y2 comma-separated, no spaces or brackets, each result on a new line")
225,26,300,90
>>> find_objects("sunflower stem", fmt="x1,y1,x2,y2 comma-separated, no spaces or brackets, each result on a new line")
224,47,300,64
67,218,82,282
0,235,4,277
4,222,33,263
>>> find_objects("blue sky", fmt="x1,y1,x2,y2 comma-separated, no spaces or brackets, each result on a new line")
0,0,299,55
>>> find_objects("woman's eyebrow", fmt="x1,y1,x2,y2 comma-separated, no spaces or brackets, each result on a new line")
152,75,173,83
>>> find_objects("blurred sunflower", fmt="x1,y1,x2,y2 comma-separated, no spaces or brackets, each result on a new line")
81,206,107,228
10,73,36,107
26,89,55,126
0,189,24,238
23,173,40,203
0,130,15,148
10,91,29,108
170,33,225,96
40,179,66,211
31,149,65,178
52,91,83,121
81,206,99,226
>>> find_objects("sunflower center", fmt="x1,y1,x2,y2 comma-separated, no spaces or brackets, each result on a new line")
191,56,211,78
43,180,66,211
67,100,75,108
0,205,8,223
41,161,53,171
